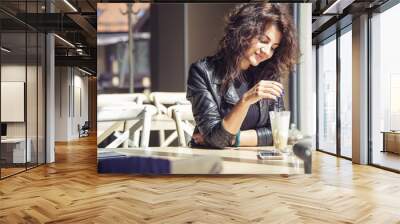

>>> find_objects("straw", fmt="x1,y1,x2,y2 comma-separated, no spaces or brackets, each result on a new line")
274,89,284,112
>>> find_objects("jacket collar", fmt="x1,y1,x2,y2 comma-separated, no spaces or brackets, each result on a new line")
211,72,222,84
210,58,240,105
225,82,240,105
212,75,240,105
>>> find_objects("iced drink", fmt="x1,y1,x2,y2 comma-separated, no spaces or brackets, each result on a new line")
269,111,290,151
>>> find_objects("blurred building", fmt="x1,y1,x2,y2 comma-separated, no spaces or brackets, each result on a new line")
97,3,151,93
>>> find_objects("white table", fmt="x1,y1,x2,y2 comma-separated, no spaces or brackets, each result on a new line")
98,146,304,175
1,138,31,163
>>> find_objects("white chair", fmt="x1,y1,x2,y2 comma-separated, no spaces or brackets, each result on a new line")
97,104,157,148
148,92,191,146
98,93,150,108
150,92,190,114
168,104,195,147
98,93,152,147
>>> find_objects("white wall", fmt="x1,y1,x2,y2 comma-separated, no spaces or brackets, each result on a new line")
1,64,46,163
55,67,89,141
72,73,89,138
1,65,29,137
352,14,369,164
55,66,68,141
298,4,315,145
1,65,25,141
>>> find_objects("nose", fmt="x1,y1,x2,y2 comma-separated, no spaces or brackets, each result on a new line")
260,46,272,59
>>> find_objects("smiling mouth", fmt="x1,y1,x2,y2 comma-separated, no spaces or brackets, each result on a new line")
255,53,262,61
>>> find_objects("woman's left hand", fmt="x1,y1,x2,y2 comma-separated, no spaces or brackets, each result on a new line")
193,133,205,145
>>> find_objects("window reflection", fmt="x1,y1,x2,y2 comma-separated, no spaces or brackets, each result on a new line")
371,3,400,171
318,36,337,154
1,31,27,177
340,28,352,158
0,1,46,179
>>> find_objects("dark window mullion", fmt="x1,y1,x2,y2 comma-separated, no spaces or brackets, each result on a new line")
44,0,48,165
25,1,28,171
367,10,373,165
336,27,341,157
316,45,320,150
36,0,39,168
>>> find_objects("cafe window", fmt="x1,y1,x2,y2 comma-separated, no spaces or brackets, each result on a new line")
339,26,352,158
317,35,337,155
370,2,400,171
0,0,46,179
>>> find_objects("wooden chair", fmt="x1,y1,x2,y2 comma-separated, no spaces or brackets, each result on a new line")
168,104,195,147
149,92,190,114
98,93,150,108
98,93,152,148
98,92,194,147
97,104,157,148
148,92,191,146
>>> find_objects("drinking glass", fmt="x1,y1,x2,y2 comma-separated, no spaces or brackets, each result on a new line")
269,111,291,152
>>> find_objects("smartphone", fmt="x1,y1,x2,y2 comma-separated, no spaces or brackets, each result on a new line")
257,150,284,160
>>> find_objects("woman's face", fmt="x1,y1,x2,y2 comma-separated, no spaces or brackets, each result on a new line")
240,24,282,70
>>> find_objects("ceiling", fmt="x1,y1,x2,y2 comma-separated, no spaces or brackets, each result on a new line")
0,0,97,74
311,0,391,43
0,0,396,74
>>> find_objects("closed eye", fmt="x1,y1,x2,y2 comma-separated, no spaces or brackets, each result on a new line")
261,35,280,50
260,36,270,44
272,44,280,51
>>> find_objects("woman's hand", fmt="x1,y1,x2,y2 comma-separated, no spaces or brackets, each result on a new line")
193,132,205,145
240,80,283,107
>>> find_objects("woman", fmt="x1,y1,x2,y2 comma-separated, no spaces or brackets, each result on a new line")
186,3,299,149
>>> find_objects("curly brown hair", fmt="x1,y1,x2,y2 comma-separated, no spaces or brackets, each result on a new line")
215,3,299,92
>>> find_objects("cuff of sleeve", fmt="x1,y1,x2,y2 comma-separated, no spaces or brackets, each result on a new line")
204,122,236,149
220,120,236,146
256,127,273,146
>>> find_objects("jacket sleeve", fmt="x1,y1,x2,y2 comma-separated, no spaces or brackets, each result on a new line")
186,64,235,149
256,96,285,146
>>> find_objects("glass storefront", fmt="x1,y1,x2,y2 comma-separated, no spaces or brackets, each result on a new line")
316,24,353,159
0,0,46,179
370,3,400,171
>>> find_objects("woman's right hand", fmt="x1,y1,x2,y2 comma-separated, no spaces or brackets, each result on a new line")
240,80,283,107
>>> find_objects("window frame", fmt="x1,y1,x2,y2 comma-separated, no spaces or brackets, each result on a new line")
315,23,352,161
368,0,400,173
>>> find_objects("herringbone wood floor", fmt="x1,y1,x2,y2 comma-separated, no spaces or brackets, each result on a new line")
1,135,400,223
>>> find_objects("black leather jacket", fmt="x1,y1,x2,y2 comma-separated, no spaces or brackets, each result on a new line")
186,56,284,149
